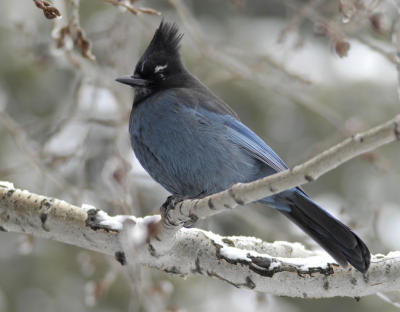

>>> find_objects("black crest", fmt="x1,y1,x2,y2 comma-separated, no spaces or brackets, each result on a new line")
131,20,186,89
146,21,183,56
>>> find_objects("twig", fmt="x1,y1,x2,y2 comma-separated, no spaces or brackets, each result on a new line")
52,0,96,63
169,0,343,128
103,0,161,15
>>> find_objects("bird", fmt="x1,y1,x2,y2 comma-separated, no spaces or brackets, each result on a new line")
116,21,371,273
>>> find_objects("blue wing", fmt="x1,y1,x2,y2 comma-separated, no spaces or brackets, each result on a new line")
223,115,288,173
219,115,371,272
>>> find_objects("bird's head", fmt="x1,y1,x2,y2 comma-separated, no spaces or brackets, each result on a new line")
116,21,185,103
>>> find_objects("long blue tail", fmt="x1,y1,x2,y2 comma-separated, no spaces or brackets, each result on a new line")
263,189,370,273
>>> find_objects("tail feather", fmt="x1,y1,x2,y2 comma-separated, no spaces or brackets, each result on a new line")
271,189,371,273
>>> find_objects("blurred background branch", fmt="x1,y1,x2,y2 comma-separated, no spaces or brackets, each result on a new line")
0,0,399,311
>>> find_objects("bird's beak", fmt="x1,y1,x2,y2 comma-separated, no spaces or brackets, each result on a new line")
115,75,150,87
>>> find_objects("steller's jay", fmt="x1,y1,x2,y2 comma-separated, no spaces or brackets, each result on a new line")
116,22,370,273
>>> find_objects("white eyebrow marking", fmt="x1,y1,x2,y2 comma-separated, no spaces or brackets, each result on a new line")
154,64,168,73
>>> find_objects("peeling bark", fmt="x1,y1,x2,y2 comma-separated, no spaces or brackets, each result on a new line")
1,182,400,298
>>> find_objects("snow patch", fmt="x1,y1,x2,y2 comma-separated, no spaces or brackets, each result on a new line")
142,215,161,224
276,255,332,271
201,229,333,270
129,222,147,245
94,210,135,231
81,203,96,211
91,210,159,234
0,181,14,189
100,213,135,231
386,251,400,258
220,246,249,261
269,261,281,270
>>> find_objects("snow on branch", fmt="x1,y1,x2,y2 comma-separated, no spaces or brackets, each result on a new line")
163,114,400,226
1,181,400,298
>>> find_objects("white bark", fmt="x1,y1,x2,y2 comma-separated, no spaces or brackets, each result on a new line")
1,181,400,298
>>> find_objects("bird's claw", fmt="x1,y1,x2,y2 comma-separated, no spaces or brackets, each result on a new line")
161,195,193,227
182,213,198,228
161,195,184,215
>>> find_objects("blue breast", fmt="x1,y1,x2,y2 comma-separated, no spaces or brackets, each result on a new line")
129,89,263,197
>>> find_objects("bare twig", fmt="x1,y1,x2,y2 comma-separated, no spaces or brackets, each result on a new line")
169,0,343,128
103,0,161,15
52,0,96,63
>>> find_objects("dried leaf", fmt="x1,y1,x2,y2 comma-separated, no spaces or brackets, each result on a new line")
335,40,350,57
76,28,96,62
33,0,61,19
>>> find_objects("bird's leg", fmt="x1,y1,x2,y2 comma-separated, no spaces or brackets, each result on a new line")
160,195,196,228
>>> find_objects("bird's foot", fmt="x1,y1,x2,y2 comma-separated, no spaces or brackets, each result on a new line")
161,195,196,228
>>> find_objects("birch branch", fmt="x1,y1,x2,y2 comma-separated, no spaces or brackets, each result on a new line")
1,181,400,298
163,115,400,227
